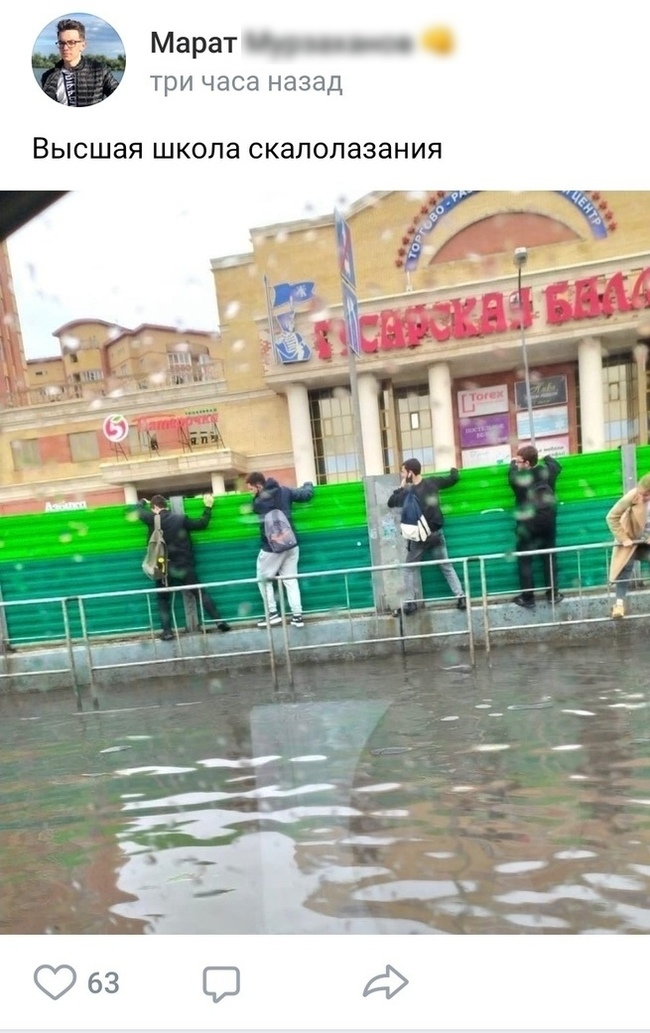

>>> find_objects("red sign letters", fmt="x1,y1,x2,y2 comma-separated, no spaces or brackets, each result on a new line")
311,269,650,360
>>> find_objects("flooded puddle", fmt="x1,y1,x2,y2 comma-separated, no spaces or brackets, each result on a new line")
2,641,650,933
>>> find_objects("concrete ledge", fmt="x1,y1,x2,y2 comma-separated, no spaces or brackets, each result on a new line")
0,592,643,697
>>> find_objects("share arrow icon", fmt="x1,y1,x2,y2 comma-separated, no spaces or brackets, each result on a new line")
362,964,409,999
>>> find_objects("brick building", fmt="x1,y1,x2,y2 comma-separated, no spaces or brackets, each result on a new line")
2,190,650,515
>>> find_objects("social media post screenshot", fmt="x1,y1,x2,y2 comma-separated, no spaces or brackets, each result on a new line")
3,2,650,1032
7,0,645,190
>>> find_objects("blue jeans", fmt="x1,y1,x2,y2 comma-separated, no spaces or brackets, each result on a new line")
614,544,650,600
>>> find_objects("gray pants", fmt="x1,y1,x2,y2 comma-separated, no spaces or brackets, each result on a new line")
403,531,464,602
256,546,303,616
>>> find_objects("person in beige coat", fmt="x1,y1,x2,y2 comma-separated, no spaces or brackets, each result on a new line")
606,474,650,618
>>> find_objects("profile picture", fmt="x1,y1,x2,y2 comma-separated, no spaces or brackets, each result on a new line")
33,11,125,106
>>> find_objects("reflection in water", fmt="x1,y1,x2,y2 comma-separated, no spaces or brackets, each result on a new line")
2,641,650,933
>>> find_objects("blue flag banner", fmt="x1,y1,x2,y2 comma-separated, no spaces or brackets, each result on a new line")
272,281,315,309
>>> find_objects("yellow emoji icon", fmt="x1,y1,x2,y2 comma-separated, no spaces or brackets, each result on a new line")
420,26,455,55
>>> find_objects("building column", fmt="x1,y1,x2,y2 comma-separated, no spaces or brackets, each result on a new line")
284,383,318,484
210,473,226,495
427,362,456,469
357,372,384,475
578,337,605,451
635,343,648,446
123,484,138,505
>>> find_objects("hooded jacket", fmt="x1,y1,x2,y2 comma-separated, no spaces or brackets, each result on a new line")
252,477,314,552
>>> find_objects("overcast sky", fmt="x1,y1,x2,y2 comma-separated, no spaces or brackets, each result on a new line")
7,186,379,359
33,12,125,60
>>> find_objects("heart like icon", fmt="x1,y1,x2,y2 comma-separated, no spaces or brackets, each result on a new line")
34,964,77,1001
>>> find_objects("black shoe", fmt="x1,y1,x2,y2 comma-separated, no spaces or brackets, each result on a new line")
257,613,282,627
217,622,231,632
159,629,174,641
392,603,417,617
512,595,535,609
456,596,467,611
546,592,564,604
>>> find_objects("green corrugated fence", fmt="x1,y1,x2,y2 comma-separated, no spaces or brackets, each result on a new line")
0,448,637,644
0,483,372,644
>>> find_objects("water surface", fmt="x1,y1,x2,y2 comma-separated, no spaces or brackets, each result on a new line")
2,641,650,933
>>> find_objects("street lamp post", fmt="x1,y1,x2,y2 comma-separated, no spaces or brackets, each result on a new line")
514,247,536,446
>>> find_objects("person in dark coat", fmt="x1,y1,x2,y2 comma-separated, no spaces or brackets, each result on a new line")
137,494,230,640
508,444,562,608
387,457,466,615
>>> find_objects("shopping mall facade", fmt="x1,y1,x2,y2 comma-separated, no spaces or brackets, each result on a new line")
212,190,650,485
1,190,650,514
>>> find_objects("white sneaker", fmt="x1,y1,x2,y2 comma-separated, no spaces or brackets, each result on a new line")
611,600,625,619
258,613,282,627
290,615,305,628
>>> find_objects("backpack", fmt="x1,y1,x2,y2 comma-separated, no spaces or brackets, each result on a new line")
264,508,298,553
142,514,168,580
400,489,432,542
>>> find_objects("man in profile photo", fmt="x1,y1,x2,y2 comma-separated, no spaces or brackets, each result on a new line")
41,19,119,106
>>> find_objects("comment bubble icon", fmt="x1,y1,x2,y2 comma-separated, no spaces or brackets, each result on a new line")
202,966,240,1004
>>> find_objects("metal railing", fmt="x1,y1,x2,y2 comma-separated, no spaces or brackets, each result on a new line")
0,539,642,696
474,540,627,656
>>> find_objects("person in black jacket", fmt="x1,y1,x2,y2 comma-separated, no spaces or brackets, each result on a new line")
387,457,466,615
508,444,563,608
245,472,314,628
41,19,120,106
137,494,230,640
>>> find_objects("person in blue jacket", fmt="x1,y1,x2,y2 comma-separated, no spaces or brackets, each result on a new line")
245,472,314,628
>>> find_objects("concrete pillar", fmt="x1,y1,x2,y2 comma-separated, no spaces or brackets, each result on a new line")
210,473,226,495
635,343,648,446
620,444,638,492
578,337,605,451
284,383,317,484
357,372,384,476
123,484,138,505
427,362,456,469
365,474,410,613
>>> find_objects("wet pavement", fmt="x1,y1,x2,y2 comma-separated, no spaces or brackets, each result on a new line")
2,636,650,934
